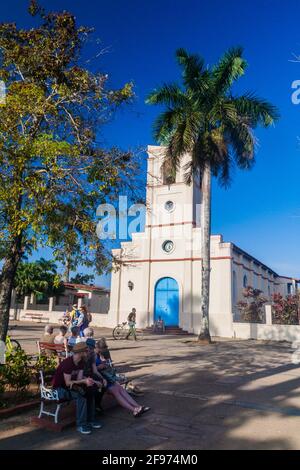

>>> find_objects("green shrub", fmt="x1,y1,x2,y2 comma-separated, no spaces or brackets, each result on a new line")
3,348,31,396
34,354,57,384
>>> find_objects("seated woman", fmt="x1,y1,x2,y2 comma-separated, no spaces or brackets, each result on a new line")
153,316,166,334
94,339,150,417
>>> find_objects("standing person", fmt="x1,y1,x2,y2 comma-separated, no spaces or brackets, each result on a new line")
70,304,80,328
52,342,103,435
87,309,93,326
77,306,89,338
126,308,137,341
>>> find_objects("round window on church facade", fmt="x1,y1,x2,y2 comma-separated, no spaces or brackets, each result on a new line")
162,240,174,253
164,200,175,212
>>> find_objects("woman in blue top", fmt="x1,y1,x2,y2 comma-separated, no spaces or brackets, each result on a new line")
77,306,89,337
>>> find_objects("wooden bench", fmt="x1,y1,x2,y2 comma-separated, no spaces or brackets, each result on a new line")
23,313,49,323
37,341,68,363
32,346,132,431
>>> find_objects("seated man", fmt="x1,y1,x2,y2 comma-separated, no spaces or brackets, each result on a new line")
68,326,80,351
39,325,56,355
84,338,106,411
51,342,103,434
83,327,94,338
40,325,55,344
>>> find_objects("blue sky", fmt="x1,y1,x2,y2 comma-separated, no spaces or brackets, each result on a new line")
3,0,300,285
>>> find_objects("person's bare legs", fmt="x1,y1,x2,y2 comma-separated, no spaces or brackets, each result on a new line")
108,385,141,414
118,385,140,407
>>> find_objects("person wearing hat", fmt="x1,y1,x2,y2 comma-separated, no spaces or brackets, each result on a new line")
84,338,107,411
52,342,103,434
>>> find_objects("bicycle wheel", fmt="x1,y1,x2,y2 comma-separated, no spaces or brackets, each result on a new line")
113,325,127,340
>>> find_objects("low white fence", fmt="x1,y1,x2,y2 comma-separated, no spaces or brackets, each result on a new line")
15,308,112,329
233,305,300,342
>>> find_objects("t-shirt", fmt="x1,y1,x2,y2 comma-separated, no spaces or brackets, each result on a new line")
70,309,80,326
54,335,66,345
40,334,55,344
68,336,81,348
127,313,136,323
52,356,85,389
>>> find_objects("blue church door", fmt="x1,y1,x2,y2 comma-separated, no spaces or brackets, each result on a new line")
154,277,179,326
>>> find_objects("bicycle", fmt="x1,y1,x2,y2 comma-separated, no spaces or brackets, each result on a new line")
112,322,144,341
5,335,21,352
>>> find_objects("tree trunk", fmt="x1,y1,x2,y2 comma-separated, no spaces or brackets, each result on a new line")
64,258,71,283
198,162,212,343
0,236,23,341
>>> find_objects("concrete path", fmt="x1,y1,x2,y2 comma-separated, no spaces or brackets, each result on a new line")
1,322,300,450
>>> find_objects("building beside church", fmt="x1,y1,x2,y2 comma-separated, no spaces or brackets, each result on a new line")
108,146,297,338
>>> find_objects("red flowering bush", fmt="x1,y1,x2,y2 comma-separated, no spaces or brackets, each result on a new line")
272,293,299,325
237,287,268,323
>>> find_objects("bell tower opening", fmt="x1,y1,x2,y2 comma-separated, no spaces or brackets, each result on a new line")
161,160,176,185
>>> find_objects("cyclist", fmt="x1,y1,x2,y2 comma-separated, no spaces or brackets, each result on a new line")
126,308,137,341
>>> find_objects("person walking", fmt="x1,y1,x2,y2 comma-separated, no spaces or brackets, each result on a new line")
126,308,137,341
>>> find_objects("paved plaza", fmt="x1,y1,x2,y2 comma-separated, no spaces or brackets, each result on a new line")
1,322,300,450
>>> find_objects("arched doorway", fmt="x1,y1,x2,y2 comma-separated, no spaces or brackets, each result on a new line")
154,277,179,326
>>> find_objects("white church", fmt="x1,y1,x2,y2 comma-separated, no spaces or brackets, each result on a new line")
108,146,296,337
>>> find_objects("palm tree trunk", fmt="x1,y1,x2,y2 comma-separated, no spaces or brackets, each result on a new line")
0,236,23,341
64,257,71,283
198,162,212,343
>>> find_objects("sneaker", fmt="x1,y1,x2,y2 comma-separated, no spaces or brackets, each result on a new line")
77,425,92,435
90,421,103,429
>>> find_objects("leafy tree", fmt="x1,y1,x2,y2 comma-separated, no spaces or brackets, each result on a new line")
14,257,64,302
0,2,137,340
70,273,95,285
146,47,279,342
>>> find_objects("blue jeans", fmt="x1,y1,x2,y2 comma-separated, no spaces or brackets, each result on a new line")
57,387,96,427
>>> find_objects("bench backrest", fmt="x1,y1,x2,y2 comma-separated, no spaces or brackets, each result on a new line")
37,341,68,362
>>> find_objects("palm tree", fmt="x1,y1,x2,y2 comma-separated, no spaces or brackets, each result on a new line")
146,47,279,343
